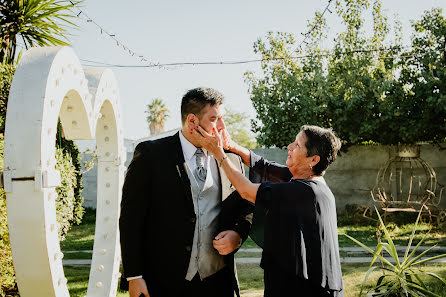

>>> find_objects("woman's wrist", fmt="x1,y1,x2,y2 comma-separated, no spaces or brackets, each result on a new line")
219,154,228,166
214,149,226,162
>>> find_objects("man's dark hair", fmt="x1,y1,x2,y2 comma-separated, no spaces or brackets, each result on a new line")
301,125,342,176
181,87,224,123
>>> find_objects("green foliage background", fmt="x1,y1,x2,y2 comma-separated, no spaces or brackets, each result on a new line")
0,140,15,297
225,108,257,149
56,127,85,236
0,63,15,133
246,1,446,148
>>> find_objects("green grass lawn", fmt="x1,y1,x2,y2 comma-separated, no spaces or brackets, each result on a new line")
237,263,446,297
65,266,128,297
338,223,446,247
237,263,264,293
61,210,446,296
61,208,96,251
241,237,259,249
63,251,92,260
65,263,446,297
62,210,445,252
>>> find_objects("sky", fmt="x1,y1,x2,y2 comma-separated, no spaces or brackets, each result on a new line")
68,0,444,140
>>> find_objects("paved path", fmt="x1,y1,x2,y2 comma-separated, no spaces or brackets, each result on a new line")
235,256,446,264
240,292,264,297
64,246,446,254
239,246,446,253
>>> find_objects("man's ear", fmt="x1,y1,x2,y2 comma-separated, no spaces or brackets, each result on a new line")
311,155,321,168
186,113,198,129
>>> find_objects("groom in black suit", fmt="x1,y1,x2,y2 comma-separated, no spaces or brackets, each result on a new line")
119,87,253,297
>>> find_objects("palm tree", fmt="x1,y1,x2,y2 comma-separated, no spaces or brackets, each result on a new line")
145,98,169,136
0,0,81,64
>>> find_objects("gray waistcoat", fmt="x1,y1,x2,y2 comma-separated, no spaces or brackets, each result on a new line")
185,159,225,280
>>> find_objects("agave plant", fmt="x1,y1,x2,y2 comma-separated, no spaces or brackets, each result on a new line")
344,208,446,297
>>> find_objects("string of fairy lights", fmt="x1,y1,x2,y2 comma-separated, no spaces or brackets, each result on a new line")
65,1,428,69
69,0,161,68
79,47,423,68
68,0,339,69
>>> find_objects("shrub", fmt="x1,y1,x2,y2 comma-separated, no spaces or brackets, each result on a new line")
0,192,16,297
55,147,80,239
56,123,84,225
0,138,17,297
0,63,15,134
246,6,446,148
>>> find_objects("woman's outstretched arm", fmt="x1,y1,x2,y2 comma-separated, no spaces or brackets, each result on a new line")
195,126,260,203
222,129,251,167
219,152,260,203
222,129,292,183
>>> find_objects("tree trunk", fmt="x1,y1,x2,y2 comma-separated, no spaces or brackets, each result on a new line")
149,122,164,135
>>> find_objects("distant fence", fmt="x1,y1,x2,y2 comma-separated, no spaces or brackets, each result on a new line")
81,144,446,211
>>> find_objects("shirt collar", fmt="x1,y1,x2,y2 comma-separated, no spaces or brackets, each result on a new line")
179,131,208,161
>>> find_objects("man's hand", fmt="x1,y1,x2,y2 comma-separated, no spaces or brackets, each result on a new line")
129,278,150,297
213,230,241,255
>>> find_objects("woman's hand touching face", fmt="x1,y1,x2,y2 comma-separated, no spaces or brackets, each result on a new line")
193,125,224,157
221,129,235,151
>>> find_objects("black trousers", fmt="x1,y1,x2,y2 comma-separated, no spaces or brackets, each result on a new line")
183,266,234,297
264,268,336,297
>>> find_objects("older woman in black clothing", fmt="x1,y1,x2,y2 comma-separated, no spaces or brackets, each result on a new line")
194,125,344,297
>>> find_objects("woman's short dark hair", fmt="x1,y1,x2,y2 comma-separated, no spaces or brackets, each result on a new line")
301,125,342,176
181,87,224,123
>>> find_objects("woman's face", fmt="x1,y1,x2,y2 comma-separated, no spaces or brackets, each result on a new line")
286,131,315,176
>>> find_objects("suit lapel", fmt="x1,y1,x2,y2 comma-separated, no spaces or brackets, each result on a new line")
218,153,239,201
171,132,195,214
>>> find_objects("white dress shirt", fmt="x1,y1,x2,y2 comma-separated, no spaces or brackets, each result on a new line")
179,130,219,187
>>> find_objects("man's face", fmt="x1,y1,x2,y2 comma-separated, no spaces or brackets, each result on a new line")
196,103,226,134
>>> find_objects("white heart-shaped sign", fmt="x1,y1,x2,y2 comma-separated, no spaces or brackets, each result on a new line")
4,46,126,297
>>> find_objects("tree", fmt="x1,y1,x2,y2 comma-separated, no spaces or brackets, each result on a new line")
0,0,81,63
245,0,445,148
145,98,169,136
224,108,257,149
386,7,446,144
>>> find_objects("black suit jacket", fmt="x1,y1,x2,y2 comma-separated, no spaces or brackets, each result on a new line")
119,132,253,297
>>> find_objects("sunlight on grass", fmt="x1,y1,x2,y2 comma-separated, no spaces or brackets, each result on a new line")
338,222,446,247
64,263,446,297
241,237,259,249
65,266,128,297
61,209,445,297
63,251,92,260
61,209,445,254
237,263,264,292
60,208,96,251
